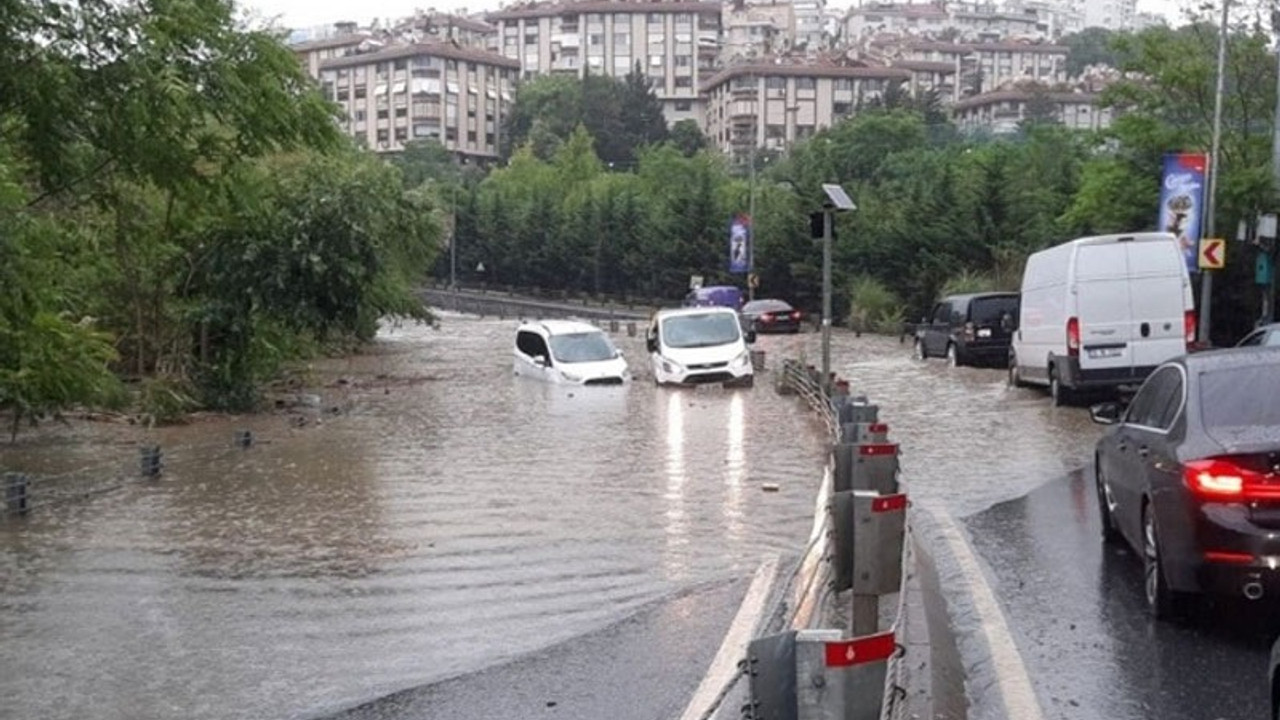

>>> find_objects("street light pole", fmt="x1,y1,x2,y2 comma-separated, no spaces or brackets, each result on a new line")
1268,10,1280,323
1201,0,1229,343
748,129,757,301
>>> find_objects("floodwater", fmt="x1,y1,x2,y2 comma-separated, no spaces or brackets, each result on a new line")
0,313,830,720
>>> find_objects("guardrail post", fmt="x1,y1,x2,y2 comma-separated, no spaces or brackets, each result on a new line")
833,441,898,494
750,349,766,372
140,446,163,478
235,430,253,449
5,473,29,514
745,629,895,720
851,492,907,636
627,321,637,337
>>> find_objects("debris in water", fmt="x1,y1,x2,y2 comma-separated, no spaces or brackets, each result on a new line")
762,483,780,493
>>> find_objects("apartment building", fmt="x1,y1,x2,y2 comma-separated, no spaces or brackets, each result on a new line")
898,40,1066,100
1083,0,1136,31
948,4,1049,41
486,1,722,126
702,61,910,158
389,12,496,48
317,43,520,158
844,3,950,42
722,3,797,62
952,89,1111,133
792,0,828,50
293,31,371,78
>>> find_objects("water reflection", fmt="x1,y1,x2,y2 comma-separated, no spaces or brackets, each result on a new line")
662,390,688,580
724,391,746,543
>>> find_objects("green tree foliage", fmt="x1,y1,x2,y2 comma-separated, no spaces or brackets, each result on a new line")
1063,27,1120,76
502,71,668,165
1,0,441,429
670,119,710,157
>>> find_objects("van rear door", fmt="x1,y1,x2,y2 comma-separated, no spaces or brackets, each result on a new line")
1125,237,1189,371
1074,242,1133,374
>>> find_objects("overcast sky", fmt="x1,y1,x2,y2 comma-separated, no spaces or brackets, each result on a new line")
247,0,1188,34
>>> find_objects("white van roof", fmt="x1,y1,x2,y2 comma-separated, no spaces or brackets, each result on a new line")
522,319,603,336
1065,232,1178,247
654,306,739,319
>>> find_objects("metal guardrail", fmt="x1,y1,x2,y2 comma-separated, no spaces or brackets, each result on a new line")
762,358,912,720
420,285,655,322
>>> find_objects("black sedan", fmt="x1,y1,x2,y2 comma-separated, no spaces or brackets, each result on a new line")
1090,347,1280,621
741,299,803,334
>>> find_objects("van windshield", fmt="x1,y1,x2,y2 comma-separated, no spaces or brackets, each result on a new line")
549,332,617,363
661,313,743,348
970,296,1019,326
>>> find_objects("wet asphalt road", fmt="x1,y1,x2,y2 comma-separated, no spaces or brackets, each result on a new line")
966,467,1279,720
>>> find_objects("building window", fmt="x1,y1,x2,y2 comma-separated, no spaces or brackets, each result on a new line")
766,124,785,138
377,128,389,143
796,77,816,90
525,32,538,44
446,127,457,141
394,59,408,70
396,107,407,118
486,132,496,145
354,85,367,99
766,76,787,90
337,88,349,101
377,108,389,120
675,100,692,111
468,130,477,143
395,127,408,142
614,32,631,46
354,109,367,121
675,55,691,67
675,77,692,88
589,33,604,45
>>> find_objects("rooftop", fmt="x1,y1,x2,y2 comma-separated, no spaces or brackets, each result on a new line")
488,0,721,20
319,41,522,70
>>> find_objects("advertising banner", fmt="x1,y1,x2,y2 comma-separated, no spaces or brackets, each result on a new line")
1158,153,1208,275
728,214,751,274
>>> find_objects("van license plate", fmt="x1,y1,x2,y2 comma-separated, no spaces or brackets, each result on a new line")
1087,348,1122,359
977,329,992,338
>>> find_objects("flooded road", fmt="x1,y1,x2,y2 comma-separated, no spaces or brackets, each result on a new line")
0,313,829,720
5,310,1269,720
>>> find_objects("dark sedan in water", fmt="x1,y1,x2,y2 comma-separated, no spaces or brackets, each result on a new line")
741,299,803,334
1090,347,1280,621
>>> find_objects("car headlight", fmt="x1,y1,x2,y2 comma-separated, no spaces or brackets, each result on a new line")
734,350,751,367
662,360,681,374
560,370,581,382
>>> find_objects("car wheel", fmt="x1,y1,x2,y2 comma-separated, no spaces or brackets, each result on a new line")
946,343,960,367
1143,504,1187,621
1049,366,1071,407
1008,354,1028,388
1096,462,1122,545
913,338,926,360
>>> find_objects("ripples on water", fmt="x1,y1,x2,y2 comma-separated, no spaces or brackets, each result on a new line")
0,313,829,720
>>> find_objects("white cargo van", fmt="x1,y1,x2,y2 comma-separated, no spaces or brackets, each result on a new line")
1009,232,1195,405
646,307,756,387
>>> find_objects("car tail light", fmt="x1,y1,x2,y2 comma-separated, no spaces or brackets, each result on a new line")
1066,317,1080,357
762,312,775,323
790,311,801,321
1184,310,1197,347
1184,458,1280,501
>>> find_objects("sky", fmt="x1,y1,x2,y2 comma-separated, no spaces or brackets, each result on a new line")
245,0,1188,35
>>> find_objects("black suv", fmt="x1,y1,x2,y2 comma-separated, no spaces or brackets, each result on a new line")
913,292,1020,367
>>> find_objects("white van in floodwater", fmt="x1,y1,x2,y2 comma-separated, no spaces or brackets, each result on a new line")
646,307,756,387
1010,231,1196,405
513,319,630,385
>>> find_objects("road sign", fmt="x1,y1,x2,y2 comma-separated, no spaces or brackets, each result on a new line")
689,274,703,289
748,272,760,289
1198,238,1225,270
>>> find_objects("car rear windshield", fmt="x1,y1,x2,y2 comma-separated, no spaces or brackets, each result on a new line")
549,332,617,363
743,300,791,313
970,296,1019,325
1199,364,1280,430
662,313,742,349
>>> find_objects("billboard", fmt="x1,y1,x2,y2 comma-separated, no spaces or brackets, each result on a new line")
1158,153,1208,275
728,214,751,274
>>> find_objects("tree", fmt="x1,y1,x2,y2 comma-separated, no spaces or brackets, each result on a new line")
670,119,709,157
1063,27,1119,76
1022,87,1061,127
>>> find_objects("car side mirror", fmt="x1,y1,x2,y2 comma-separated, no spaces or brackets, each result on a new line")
1000,313,1016,333
534,356,547,368
615,349,624,359
1089,402,1123,425
745,329,757,344
646,337,657,353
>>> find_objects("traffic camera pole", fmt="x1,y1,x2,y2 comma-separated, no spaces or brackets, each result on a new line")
822,208,833,391
1269,13,1280,323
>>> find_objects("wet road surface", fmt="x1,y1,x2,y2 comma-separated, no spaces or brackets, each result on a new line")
967,468,1278,720
0,313,828,720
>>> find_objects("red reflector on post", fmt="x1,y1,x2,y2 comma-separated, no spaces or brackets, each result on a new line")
858,443,898,457
871,493,907,513
824,631,896,667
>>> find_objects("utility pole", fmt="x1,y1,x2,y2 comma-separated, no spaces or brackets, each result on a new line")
1268,8,1280,323
1201,0,1229,343
748,126,757,301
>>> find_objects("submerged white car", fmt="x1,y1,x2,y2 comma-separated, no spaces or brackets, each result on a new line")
646,306,755,388
513,319,630,385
